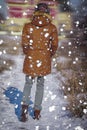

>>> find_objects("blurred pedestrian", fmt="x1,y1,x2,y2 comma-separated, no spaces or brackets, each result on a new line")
0,0,8,22
21,2,58,122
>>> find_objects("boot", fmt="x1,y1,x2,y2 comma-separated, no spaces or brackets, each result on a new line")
33,110,41,120
20,104,28,122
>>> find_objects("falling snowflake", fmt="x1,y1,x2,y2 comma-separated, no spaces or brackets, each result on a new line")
47,126,50,130
68,42,72,45
73,61,76,64
83,109,87,114
3,50,6,54
43,28,48,31
49,105,56,112
0,51,2,55
75,57,79,61
75,126,84,130
30,64,33,68
44,33,49,37
62,24,66,27
79,82,83,86
3,61,6,64
61,46,64,49
29,39,33,45
11,20,14,24
35,126,39,130
68,51,72,55
51,95,56,100
0,5,2,9
39,21,42,24
62,106,66,111
36,26,39,29
36,60,42,67
30,28,33,33
0,39,3,45
15,104,18,109
60,28,64,32
23,12,27,16
13,47,17,50
28,56,32,59
70,30,73,34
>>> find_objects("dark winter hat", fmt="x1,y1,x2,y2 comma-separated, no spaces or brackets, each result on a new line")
35,3,50,14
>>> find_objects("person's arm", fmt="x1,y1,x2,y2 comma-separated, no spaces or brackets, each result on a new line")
22,23,29,54
50,26,58,56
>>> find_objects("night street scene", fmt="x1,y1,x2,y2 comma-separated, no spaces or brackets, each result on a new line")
0,0,87,130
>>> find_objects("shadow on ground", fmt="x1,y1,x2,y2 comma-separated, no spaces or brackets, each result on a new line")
4,86,34,120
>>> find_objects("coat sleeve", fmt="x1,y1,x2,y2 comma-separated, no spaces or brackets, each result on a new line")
50,26,58,56
22,23,29,54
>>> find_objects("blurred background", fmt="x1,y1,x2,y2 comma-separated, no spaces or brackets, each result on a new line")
0,0,87,41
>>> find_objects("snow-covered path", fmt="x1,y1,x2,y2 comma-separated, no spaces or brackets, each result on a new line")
0,53,87,130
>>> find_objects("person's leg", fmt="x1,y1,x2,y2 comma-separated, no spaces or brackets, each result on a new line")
34,76,44,119
20,75,33,122
22,75,33,105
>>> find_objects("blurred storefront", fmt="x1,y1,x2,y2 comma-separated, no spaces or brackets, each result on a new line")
2,0,58,34
0,0,72,38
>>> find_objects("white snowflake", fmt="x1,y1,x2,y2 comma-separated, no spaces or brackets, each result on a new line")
79,82,83,86
23,12,27,16
39,21,42,24
0,51,2,55
9,66,12,70
68,87,71,91
36,26,39,29
29,39,33,45
68,51,72,55
47,126,50,130
60,28,64,32
3,50,6,54
49,106,56,112
68,42,72,45
52,58,56,62
36,60,42,67
28,56,32,59
3,61,6,64
0,5,2,9
30,64,33,68
61,46,64,49
67,1,70,5
62,24,66,27
0,39,3,45
73,61,76,64
35,126,39,130
70,30,73,34
51,95,56,100
15,35,18,39
75,126,84,130
44,33,49,38
43,28,48,31
11,20,14,24
27,35,30,38
76,21,79,25
64,95,67,99
30,28,33,31
7,82,11,86
15,104,18,109
17,93,20,97
75,57,79,61
13,47,17,50
62,106,66,111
